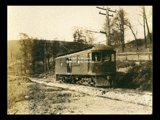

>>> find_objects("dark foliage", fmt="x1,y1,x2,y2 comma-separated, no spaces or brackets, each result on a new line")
117,61,152,91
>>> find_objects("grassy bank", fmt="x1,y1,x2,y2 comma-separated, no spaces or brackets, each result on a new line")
116,61,152,91
7,75,82,114
7,76,32,110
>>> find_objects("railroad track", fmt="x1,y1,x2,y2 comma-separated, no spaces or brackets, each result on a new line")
7,75,152,107
28,76,152,107
8,74,152,107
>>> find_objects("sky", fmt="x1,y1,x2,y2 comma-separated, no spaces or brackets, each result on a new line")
7,6,152,44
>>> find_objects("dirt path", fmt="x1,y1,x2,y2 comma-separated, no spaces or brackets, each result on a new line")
29,77,152,107
7,76,152,114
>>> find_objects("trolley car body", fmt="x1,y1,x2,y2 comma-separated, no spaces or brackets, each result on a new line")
55,45,116,86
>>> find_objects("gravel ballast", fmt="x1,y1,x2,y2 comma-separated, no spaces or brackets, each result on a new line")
29,77,152,107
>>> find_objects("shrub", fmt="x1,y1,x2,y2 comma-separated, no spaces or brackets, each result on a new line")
116,60,152,91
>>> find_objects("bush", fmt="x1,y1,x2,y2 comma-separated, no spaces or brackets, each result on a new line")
116,60,136,69
116,61,152,91
116,60,129,69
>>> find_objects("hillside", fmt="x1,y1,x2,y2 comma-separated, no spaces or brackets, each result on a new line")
7,39,92,75
7,40,21,63
114,39,153,53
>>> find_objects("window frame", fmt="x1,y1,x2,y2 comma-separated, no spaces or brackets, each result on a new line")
92,52,102,62
111,53,115,62
91,50,116,63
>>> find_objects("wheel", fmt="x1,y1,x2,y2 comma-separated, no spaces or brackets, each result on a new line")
87,78,91,86
70,77,76,84
79,78,84,84
91,77,97,87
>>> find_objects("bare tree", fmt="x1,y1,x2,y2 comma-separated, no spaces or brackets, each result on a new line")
88,33,95,45
84,29,95,45
110,29,121,46
72,26,86,44
125,20,139,50
138,6,152,48
142,6,152,42
113,8,128,52
19,33,34,74
102,18,115,46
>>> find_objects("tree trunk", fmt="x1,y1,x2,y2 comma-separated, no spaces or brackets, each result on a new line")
47,56,50,70
24,53,27,74
32,60,35,74
121,10,125,52
143,12,147,48
121,28,125,52
129,26,138,50
143,6,152,42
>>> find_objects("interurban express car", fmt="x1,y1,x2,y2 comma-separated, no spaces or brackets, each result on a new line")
55,44,116,87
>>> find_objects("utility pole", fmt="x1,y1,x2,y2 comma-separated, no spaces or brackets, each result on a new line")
96,6,116,46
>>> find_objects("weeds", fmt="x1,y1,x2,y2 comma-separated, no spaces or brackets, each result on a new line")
116,61,152,91
116,60,136,69
7,77,32,110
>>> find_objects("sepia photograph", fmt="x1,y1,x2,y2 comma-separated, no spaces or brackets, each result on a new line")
7,5,152,115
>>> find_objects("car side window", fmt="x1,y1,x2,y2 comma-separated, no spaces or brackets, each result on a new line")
92,52,101,61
